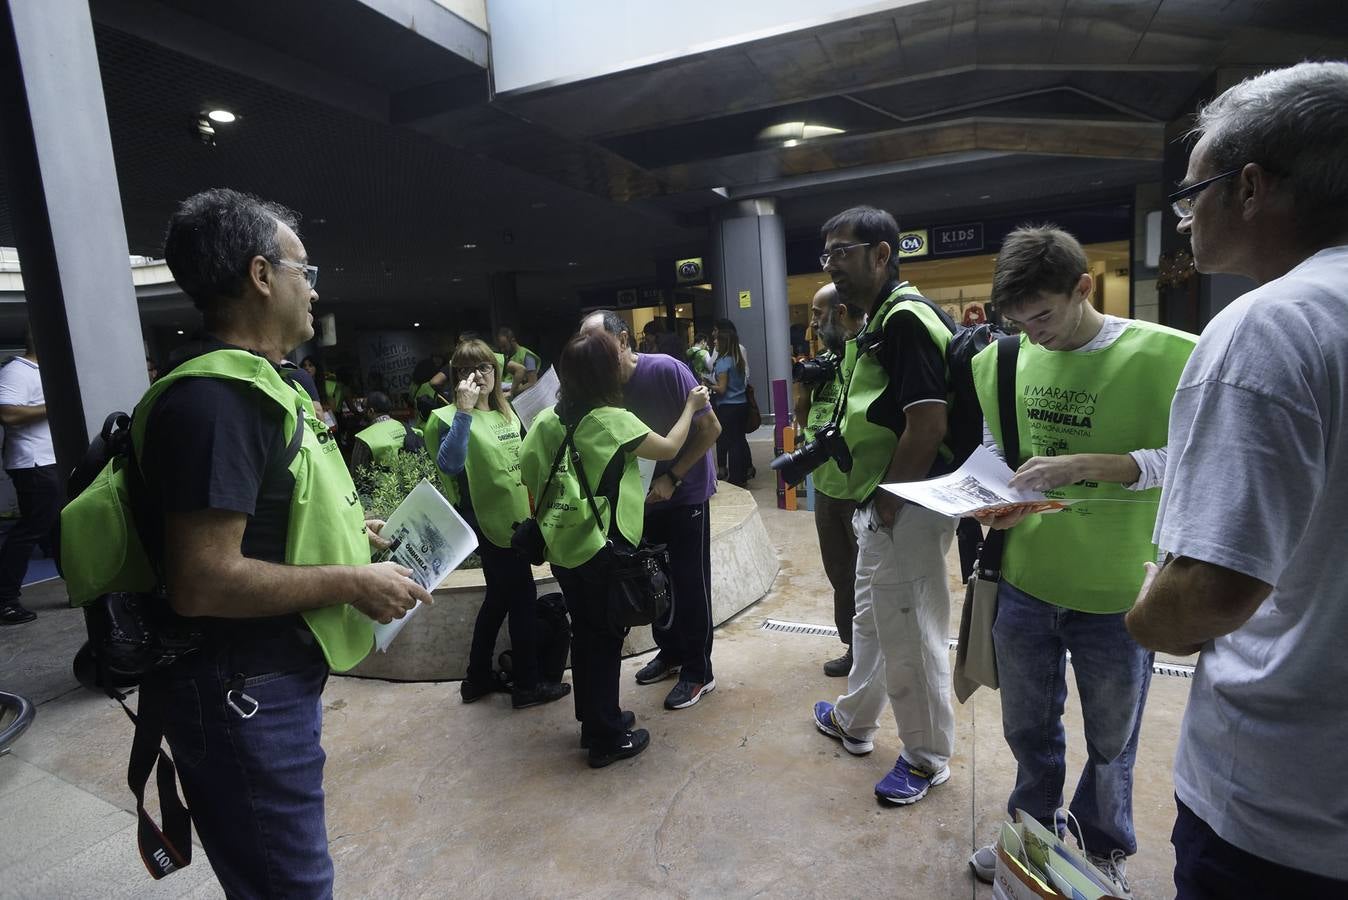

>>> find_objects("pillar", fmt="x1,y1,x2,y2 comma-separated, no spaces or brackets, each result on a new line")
707,198,790,416
1,0,147,478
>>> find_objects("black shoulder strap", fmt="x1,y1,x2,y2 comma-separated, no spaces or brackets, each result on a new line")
995,334,1021,465
532,424,575,517
569,439,616,544
978,334,1023,578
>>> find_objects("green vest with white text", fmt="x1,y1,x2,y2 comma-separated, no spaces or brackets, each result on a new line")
423,405,530,548
971,321,1196,613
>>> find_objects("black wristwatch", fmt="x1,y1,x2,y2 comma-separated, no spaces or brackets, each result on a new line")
667,471,683,489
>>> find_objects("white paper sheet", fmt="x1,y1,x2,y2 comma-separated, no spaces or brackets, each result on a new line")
371,479,479,652
879,445,1074,518
509,365,559,430
638,458,656,495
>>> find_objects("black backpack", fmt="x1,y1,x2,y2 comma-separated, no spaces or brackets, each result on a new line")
905,296,1010,466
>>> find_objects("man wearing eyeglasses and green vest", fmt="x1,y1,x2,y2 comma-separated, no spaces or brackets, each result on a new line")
808,206,960,807
134,189,431,897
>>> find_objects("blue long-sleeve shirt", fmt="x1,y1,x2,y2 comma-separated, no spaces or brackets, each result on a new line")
435,410,473,476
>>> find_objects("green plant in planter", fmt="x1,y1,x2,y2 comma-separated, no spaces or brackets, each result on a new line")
356,452,482,569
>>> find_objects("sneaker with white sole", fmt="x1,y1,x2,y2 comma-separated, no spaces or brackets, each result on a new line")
664,678,715,709
874,755,949,804
635,657,680,685
1086,849,1132,898
811,700,874,755
969,843,997,883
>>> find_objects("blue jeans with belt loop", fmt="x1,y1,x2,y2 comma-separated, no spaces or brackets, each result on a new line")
142,629,334,899
992,579,1153,856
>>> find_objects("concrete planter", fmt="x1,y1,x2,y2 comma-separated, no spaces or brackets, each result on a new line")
347,484,778,682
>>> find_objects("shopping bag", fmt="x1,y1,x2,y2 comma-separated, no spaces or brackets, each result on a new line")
953,532,1002,703
995,812,1127,900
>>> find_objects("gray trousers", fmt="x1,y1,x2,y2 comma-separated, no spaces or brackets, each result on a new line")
813,490,859,645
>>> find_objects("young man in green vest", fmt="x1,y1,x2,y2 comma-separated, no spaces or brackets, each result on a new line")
966,226,1195,895
792,283,866,677
808,206,959,806
142,189,431,896
351,390,420,472
496,326,541,394
685,333,713,385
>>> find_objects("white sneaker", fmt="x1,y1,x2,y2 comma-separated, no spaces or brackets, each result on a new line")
969,843,997,883
1086,849,1133,898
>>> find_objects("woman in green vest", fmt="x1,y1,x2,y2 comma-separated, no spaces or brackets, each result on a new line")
519,329,709,767
426,339,571,709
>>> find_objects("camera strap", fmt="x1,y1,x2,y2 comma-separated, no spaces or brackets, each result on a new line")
531,423,577,519
825,282,908,430
120,691,193,878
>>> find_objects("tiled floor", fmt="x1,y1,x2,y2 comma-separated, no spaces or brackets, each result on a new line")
0,436,1191,898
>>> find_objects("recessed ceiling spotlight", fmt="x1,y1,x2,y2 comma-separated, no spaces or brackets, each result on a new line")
413,322,421,328
206,109,236,124
1090,180,1105,187
451,276,462,283
461,242,477,249
567,261,578,267
979,194,992,200
176,329,184,335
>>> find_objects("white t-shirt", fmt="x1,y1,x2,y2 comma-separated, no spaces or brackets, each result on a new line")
0,357,54,469
1154,245,1348,879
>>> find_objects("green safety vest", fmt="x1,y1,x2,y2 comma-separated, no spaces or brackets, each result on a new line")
686,346,711,379
355,417,418,469
131,351,373,670
423,404,530,549
518,405,648,569
836,282,951,502
802,349,849,497
971,321,1196,613
410,382,439,427
503,345,539,392
324,376,345,413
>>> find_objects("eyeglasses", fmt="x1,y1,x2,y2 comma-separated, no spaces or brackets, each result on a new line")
456,362,494,377
272,258,319,289
1169,167,1243,218
819,241,874,269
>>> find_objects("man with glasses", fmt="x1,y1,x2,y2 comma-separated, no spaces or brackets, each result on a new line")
131,188,429,895
808,206,960,806
1127,62,1348,898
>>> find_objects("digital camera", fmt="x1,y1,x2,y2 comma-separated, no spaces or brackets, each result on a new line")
792,355,838,386
770,421,852,486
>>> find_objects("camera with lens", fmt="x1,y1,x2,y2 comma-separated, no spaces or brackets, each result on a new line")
771,421,852,487
792,354,838,386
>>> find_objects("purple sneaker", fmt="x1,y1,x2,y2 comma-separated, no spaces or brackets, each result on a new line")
812,701,873,755
875,756,949,805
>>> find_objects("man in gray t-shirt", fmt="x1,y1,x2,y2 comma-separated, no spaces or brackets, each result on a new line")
1127,62,1348,897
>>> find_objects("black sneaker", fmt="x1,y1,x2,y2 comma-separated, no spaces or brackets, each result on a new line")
460,670,512,703
512,681,571,709
664,678,716,710
580,711,637,749
635,657,680,685
587,728,650,768
823,648,853,677
0,602,36,626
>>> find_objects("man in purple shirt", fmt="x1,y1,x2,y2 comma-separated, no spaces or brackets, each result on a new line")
581,311,722,710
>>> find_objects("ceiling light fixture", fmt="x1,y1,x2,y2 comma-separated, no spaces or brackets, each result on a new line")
206,109,236,124
176,329,184,335
757,121,845,145
567,261,578,267
451,277,462,283
461,242,477,249
413,322,421,328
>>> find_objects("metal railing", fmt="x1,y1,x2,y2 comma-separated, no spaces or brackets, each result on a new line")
0,690,36,753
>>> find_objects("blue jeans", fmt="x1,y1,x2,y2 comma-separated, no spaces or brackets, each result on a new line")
992,580,1152,855
142,628,333,898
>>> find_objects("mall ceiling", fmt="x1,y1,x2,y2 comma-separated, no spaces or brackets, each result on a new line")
2,0,1346,331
